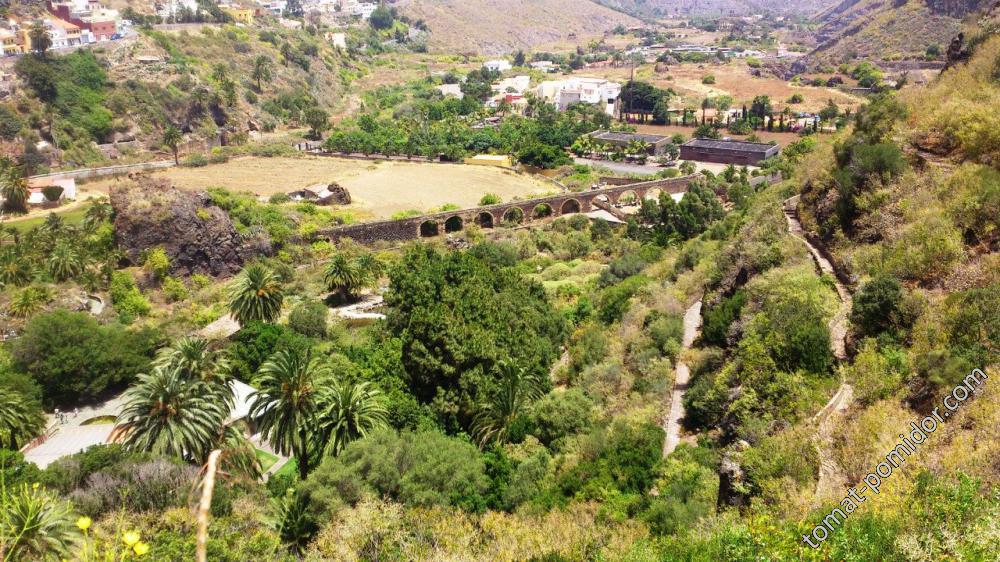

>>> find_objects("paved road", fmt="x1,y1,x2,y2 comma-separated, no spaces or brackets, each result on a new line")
662,299,703,457
574,158,663,176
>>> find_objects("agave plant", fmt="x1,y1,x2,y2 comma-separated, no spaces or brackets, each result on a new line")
0,483,78,561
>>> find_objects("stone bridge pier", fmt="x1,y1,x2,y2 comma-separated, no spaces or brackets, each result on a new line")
321,175,694,244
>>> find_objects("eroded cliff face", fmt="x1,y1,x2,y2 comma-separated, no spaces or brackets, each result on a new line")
925,0,993,17
111,178,271,277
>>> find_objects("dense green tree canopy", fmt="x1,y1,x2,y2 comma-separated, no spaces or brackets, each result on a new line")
8,310,162,407
384,245,566,431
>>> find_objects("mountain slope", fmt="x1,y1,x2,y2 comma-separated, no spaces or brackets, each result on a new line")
593,0,838,18
808,0,995,66
394,0,639,54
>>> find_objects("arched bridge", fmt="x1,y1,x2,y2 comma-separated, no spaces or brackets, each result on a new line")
320,175,694,244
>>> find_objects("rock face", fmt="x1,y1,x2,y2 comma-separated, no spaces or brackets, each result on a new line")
319,183,351,205
111,178,271,277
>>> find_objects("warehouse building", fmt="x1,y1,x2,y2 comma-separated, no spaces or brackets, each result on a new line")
680,138,780,166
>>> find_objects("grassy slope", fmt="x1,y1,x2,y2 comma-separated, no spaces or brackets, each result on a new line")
593,0,838,18
394,0,639,54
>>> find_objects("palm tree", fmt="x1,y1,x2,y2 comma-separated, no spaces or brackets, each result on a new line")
7,287,47,318
115,366,230,462
0,167,28,214
249,349,329,480
318,381,388,457
0,248,32,287
228,263,284,326
323,253,363,303
162,125,182,165
0,387,45,450
252,55,273,92
472,362,545,447
82,197,112,233
154,337,225,383
47,240,85,282
354,252,384,289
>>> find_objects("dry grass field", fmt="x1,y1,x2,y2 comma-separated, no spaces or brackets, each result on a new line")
88,157,555,219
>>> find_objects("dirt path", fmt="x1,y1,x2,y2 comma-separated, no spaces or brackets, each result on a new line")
783,195,854,498
662,299,703,457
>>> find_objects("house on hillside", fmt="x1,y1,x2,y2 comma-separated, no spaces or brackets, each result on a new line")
680,138,780,166
25,176,77,207
536,77,621,116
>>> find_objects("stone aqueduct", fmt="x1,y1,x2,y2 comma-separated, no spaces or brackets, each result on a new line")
320,176,694,244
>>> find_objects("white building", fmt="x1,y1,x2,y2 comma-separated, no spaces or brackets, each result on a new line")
437,83,464,99
484,59,512,73
157,0,199,19
492,75,530,95
536,77,621,115
529,61,557,73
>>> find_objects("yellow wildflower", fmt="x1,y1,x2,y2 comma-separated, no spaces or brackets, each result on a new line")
76,516,92,531
133,542,151,556
122,531,141,547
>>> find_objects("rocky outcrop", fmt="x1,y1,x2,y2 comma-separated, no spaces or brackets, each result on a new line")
318,183,351,206
111,178,271,277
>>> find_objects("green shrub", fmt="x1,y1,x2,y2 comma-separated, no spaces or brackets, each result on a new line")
302,430,490,514
8,310,161,406
287,300,328,338
161,276,189,303
702,290,747,348
182,153,209,167
109,271,151,322
528,389,595,448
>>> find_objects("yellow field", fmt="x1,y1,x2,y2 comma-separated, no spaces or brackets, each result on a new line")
87,156,555,219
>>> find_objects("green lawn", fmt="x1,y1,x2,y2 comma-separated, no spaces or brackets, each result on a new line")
255,449,279,472
6,205,90,233
272,457,297,479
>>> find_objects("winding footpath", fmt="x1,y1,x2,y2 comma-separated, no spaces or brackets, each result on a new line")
662,299,703,457
783,195,855,499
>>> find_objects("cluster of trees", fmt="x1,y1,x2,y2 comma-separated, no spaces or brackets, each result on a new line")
323,94,609,167
634,180,727,244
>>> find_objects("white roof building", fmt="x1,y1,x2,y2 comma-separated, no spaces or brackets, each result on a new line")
484,60,512,72
437,83,464,99
536,77,621,115
492,75,530,95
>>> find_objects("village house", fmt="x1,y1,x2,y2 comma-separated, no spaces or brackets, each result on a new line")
536,77,621,116
157,0,199,20
48,1,119,43
0,29,20,56
492,75,530,95
529,60,557,73
22,176,77,207
436,83,464,99
484,59,512,73
679,138,780,166
220,3,256,25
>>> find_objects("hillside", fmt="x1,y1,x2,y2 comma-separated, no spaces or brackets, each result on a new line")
392,0,639,54
807,0,996,67
593,0,838,18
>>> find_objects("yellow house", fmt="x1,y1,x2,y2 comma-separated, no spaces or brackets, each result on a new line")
223,7,255,25
0,29,21,56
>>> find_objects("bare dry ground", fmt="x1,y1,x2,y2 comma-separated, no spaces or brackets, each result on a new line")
87,157,555,219
575,61,862,113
